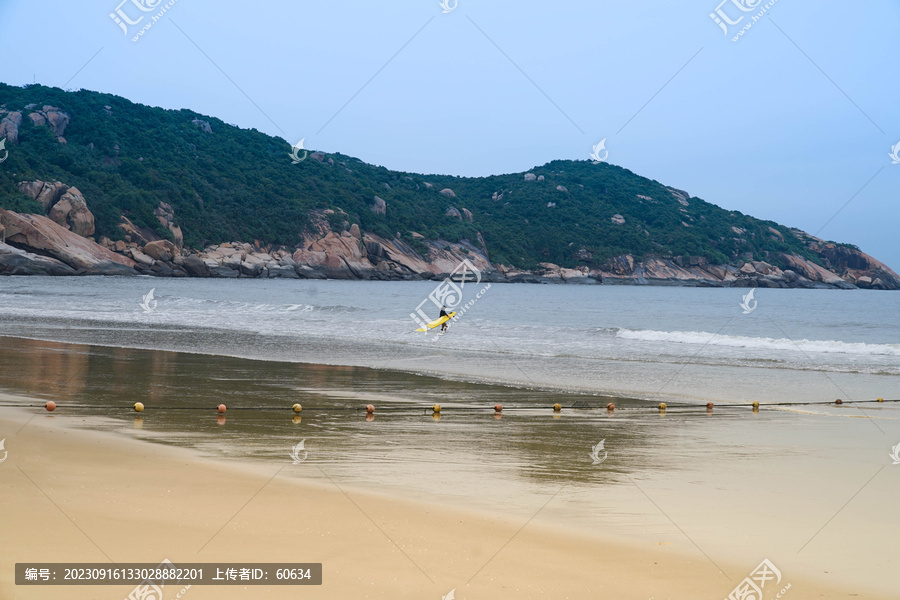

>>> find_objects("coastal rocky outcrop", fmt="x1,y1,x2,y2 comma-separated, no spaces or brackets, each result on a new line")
0,240,76,275
0,209,135,275
17,181,95,237
1,200,897,288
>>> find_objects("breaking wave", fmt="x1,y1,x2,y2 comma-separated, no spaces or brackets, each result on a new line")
615,328,900,356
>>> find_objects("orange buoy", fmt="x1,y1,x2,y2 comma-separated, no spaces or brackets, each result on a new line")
706,402,714,409
835,399,843,405
45,401,56,412
606,403,615,411
366,404,375,414
494,404,503,413
217,404,227,413
553,403,562,412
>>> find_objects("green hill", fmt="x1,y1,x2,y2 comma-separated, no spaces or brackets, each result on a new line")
0,83,836,270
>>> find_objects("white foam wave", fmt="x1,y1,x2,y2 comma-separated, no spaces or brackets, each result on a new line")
616,328,900,356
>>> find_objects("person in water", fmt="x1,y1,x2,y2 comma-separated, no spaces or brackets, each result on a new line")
439,306,450,332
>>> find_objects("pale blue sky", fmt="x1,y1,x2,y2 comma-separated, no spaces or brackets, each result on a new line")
2,0,898,268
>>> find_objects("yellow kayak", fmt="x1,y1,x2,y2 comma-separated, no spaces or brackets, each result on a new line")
415,312,456,332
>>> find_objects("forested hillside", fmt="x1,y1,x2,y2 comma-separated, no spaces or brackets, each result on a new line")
0,83,849,271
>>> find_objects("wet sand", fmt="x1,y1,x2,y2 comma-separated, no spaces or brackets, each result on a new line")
0,408,881,600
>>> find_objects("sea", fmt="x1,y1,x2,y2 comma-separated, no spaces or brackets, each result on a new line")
0,276,897,404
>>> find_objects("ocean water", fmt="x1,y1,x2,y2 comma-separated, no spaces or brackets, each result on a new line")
0,277,897,403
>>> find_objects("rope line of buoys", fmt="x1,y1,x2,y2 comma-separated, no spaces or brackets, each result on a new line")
9,397,897,415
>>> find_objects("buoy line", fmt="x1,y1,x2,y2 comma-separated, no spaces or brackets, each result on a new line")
3,397,895,414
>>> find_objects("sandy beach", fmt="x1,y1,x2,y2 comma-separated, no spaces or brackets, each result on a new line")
0,401,891,600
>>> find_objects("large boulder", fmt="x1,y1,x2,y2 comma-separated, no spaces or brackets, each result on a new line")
191,118,212,133
294,228,376,279
182,254,210,276
266,262,300,278
779,253,852,288
600,255,635,276
43,107,70,137
118,216,163,246
0,209,136,275
0,112,22,144
47,187,95,237
127,249,155,266
371,196,386,215
240,254,268,277
295,264,327,279
0,241,77,275
143,240,180,262
17,180,68,212
153,201,183,248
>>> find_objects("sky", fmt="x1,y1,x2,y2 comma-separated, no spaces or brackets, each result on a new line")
1,0,898,268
